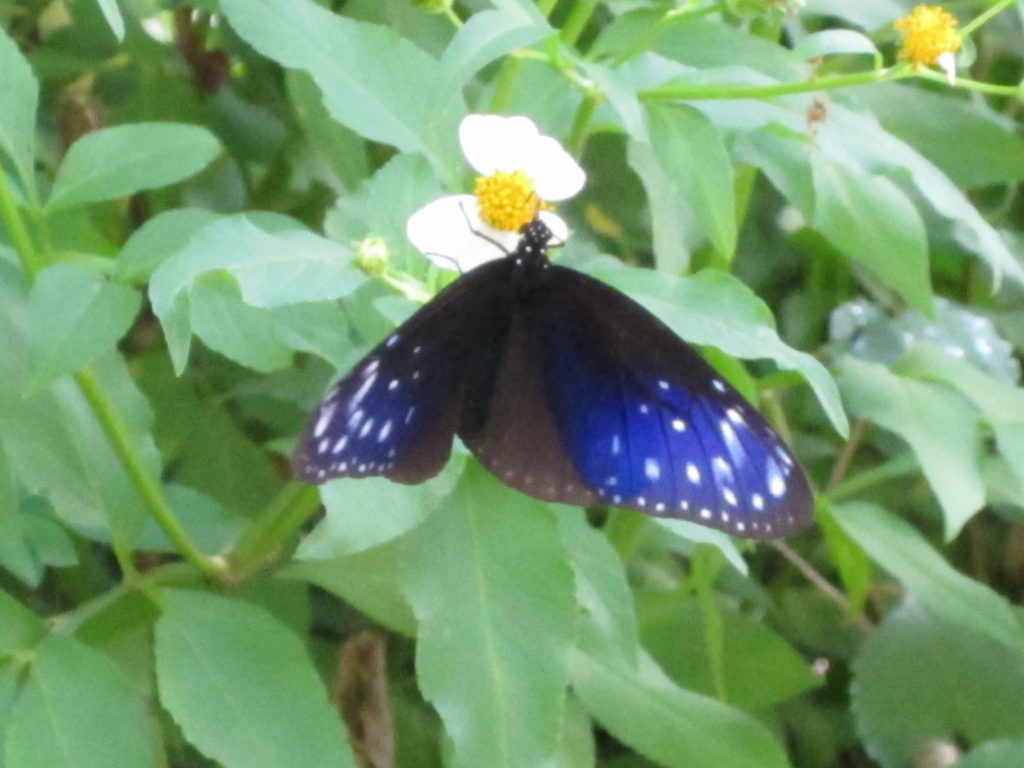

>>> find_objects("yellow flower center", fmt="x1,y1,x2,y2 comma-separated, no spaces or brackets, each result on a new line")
473,170,540,232
893,5,961,67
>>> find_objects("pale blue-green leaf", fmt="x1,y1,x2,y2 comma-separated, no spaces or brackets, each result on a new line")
956,737,1024,768
791,30,879,60
0,26,39,187
626,139,692,273
733,127,814,214
556,508,639,665
552,696,596,768
286,538,417,636
0,588,43,654
836,356,984,537
95,0,125,40
895,344,1024,493
297,459,462,559
440,10,550,92
832,501,1024,655
135,484,245,555
582,60,646,138
26,263,140,390
149,214,360,316
595,266,848,436
0,448,39,585
401,463,576,768
46,123,221,211
646,103,736,260
188,273,348,372
654,18,804,81
155,589,356,768
115,207,221,282
219,0,462,171
852,83,1024,189
803,0,905,28
654,519,749,576
5,634,152,768
1,353,158,545
851,601,1024,768
571,648,791,768
811,155,932,314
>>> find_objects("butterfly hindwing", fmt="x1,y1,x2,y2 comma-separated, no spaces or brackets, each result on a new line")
528,266,813,539
292,260,513,485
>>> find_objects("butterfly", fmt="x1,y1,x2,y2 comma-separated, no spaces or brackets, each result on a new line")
293,219,813,540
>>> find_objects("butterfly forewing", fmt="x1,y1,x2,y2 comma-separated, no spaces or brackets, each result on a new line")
292,261,512,485
528,266,813,539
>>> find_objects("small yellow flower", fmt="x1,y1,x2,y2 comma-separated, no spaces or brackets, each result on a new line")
894,5,961,68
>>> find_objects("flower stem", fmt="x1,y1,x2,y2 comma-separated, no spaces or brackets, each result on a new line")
560,0,598,47
226,481,322,581
960,0,1016,38
0,171,43,276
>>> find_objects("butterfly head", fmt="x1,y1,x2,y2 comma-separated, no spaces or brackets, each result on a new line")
513,218,555,266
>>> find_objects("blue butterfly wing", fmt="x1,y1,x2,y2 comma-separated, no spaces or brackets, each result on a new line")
292,260,514,485
527,266,813,539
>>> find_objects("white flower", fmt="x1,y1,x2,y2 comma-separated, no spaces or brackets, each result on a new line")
406,114,585,272
935,50,957,86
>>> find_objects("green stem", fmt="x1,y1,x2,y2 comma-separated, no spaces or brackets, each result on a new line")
566,95,597,156
960,0,1016,37
75,368,225,579
226,482,322,581
691,544,727,702
488,56,524,113
560,0,598,47
0,171,43,275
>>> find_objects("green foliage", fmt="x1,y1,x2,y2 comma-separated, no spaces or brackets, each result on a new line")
0,1,1023,767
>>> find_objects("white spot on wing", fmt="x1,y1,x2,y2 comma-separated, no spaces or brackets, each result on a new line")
313,401,337,438
644,458,661,481
671,418,686,432
686,463,701,484
378,419,393,442
332,435,349,454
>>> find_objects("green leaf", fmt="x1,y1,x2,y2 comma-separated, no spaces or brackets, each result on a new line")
637,593,820,710
400,463,577,768
644,103,737,261
625,139,692,273
895,344,1024,494
571,648,792,768
94,0,125,41
46,123,221,211
155,589,356,768
836,356,984,537
147,214,362,373
832,501,1024,655
811,154,932,313
853,83,1024,189
0,589,43,655
0,26,39,188
115,207,222,282
5,634,153,768
219,0,462,171
0,447,40,585
851,602,1024,768
440,10,550,93
791,30,879,59
596,266,848,437
25,263,140,391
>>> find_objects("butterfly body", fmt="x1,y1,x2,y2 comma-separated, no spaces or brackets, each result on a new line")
293,220,813,540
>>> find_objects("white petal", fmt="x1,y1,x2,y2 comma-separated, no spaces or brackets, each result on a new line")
537,211,569,246
936,51,957,86
459,114,540,175
524,136,586,201
406,195,516,272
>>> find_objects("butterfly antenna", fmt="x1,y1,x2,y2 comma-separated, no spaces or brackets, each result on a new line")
423,250,464,274
457,201,512,256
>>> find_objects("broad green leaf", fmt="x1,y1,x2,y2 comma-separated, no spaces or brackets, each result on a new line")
95,0,125,41
0,664,19,766
148,214,361,373
791,30,879,60
1,353,159,546
654,518,748,576
637,592,819,710
0,447,39,585
851,602,1024,768
956,737,1024,768
556,508,639,665
625,140,692,273
46,123,221,211
832,501,1024,655
836,356,984,537
811,154,932,314
155,589,355,768
115,207,221,282
0,27,39,188
5,634,152,768
596,266,848,437
571,648,792,768
0,589,42,655
286,537,417,636
25,263,140,390
645,103,737,261
440,10,550,93
219,0,463,172
895,344,1024,494
853,83,1024,189
400,463,577,768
